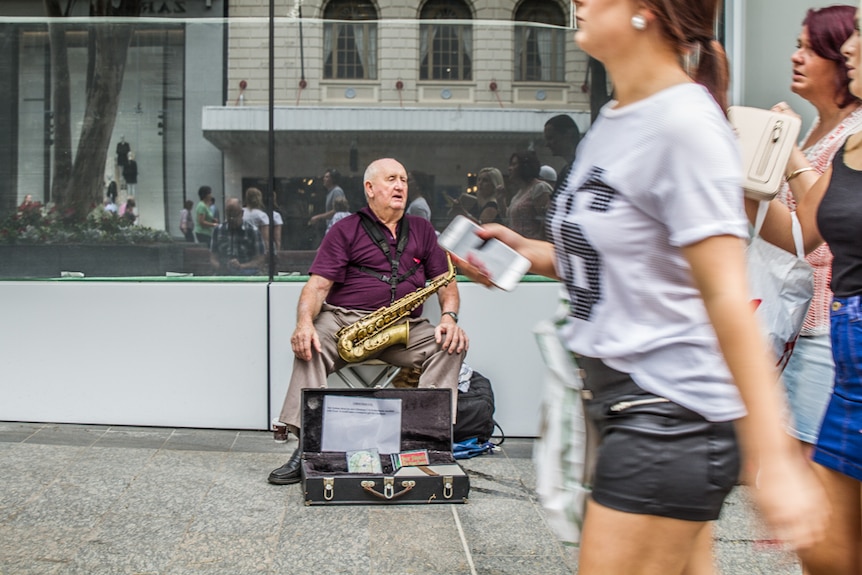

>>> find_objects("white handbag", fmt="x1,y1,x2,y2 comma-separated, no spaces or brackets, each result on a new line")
728,106,802,201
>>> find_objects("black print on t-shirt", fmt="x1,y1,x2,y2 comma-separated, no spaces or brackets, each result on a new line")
561,222,602,320
559,166,617,321
581,167,616,212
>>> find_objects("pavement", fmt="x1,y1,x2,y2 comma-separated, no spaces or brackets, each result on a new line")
0,421,801,575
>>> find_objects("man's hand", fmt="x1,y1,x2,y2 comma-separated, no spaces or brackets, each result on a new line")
291,322,321,361
435,316,469,354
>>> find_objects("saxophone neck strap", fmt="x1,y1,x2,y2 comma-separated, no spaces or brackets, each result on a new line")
355,211,417,303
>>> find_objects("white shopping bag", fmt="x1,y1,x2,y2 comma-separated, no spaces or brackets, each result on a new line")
747,201,814,372
532,317,594,546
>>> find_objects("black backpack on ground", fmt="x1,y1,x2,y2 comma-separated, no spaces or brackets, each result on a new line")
453,370,504,445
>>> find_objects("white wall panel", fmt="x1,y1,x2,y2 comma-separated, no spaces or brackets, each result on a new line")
0,282,269,429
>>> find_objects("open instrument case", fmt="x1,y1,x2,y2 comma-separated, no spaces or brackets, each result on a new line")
300,388,470,505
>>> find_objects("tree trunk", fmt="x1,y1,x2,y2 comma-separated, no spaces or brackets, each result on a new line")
63,22,134,220
43,0,141,220
45,12,73,205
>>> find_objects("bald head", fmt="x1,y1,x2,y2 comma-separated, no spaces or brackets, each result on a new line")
363,158,408,222
364,158,404,186
225,197,243,229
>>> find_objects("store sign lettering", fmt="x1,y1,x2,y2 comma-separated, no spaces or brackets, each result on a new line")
141,1,187,14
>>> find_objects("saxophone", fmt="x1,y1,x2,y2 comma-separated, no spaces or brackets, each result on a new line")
336,255,456,363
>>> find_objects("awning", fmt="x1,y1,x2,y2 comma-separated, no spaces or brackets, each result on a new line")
202,106,590,149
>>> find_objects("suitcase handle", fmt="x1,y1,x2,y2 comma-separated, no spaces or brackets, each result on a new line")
361,478,416,500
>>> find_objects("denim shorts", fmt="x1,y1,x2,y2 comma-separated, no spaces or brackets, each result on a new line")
813,295,862,481
781,334,834,444
577,356,739,522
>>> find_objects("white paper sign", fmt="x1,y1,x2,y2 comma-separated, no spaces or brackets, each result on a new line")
320,395,403,454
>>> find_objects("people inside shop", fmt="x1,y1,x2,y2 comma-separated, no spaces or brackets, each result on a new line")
121,198,137,225
209,197,265,276
308,168,346,228
194,185,218,245
326,196,351,234
506,150,552,240
123,151,138,197
179,199,194,242
406,170,432,221
116,136,130,170
242,187,271,251
267,157,469,485
448,167,505,225
543,114,581,192
105,178,118,215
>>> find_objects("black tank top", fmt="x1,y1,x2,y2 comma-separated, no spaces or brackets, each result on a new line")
817,142,862,297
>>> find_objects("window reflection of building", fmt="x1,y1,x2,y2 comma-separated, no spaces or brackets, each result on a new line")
420,0,472,81
323,0,378,80
515,0,566,82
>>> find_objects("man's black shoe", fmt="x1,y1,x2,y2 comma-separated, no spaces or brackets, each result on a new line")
268,447,302,485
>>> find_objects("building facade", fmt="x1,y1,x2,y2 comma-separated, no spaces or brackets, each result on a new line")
0,0,842,253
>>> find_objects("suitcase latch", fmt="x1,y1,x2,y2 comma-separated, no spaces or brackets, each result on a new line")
323,477,335,501
443,476,454,499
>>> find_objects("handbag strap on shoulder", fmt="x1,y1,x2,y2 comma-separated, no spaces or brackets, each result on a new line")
753,200,805,260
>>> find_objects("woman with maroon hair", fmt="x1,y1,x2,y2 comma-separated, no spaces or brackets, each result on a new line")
769,3,862,469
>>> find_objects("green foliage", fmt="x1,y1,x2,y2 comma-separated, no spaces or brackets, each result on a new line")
0,201,172,245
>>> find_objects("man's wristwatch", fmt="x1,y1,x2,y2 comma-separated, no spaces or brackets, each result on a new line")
441,311,459,323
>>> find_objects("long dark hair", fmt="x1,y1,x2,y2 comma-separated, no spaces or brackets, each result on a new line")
647,0,730,111
804,5,859,109
509,150,541,182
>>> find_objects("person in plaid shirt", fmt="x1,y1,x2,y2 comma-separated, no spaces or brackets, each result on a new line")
209,198,265,276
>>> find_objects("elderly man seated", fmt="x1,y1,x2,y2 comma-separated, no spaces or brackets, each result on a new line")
268,158,469,485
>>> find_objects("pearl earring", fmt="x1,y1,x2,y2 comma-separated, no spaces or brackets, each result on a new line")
631,14,647,31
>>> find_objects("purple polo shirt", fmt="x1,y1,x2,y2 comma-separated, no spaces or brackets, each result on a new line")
310,207,449,316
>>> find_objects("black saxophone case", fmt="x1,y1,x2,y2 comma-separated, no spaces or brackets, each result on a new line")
300,388,470,505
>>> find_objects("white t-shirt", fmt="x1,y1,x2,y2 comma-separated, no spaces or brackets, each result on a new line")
548,83,748,422
407,197,432,221
242,207,269,229
327,210,351,232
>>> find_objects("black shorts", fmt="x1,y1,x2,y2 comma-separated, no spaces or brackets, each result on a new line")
578,356,740,522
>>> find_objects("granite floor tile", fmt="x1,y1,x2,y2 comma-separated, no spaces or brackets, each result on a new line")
24,425,109,447
130,449,229,483
92,427,172,450
6,481,124,529
460,461,535,502
366,506,469,574
0,443,86,483
458,499,560,558
230,430,291,454
166,532,278,574
115,476,213,518
495,438,534,459
188,483,287,536
64,512,190,574
714,540,801,575
272,507,374,575
0,422,810,575
714,487,769,543
474,554,577,575
0,556,63,575
207,451,286,480
0,524,91,570
0,421,45,443
371,551,472,575
162,429,240,452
